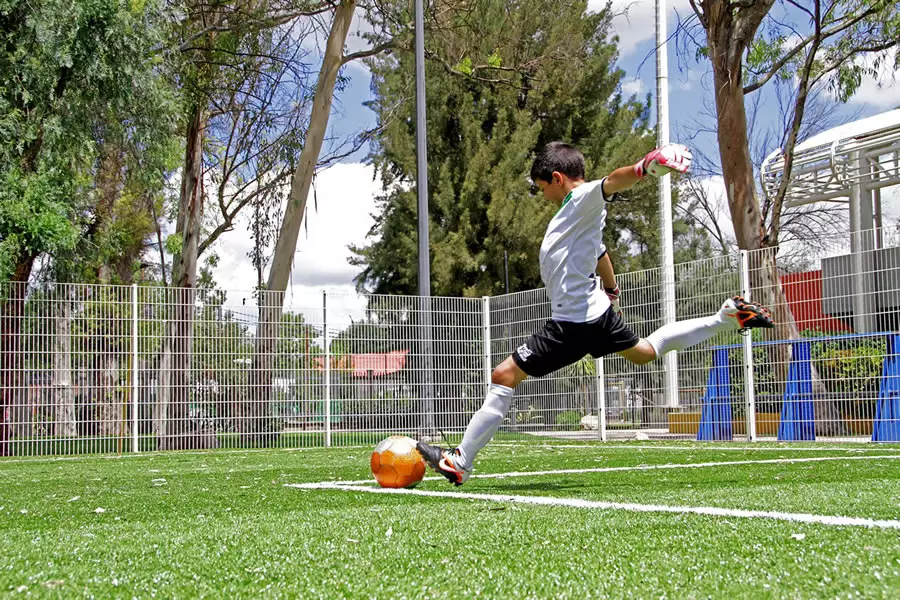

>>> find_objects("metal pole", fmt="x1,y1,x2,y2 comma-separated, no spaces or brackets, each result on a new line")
657,0,679,409
740,252,757,442
503,250,510,295
132,284,139,453
414,0,430,295
323,291,331,448
415,0,436,435
595,358,607,442
849,151,875,333
482,297,492,395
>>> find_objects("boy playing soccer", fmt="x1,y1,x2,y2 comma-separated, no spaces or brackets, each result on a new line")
417,142,774,485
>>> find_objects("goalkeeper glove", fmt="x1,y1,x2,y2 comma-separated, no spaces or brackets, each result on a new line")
605,285,621,313
633,143,692,178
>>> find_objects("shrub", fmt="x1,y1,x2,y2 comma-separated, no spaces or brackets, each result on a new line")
555,410,580,429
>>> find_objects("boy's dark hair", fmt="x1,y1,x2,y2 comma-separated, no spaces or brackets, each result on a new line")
530,142,585,183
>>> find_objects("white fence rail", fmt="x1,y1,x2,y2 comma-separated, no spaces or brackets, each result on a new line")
2,233,900,456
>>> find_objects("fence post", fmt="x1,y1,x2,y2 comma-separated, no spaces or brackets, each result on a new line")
740,250,757,442
131,284,139,453
323,291,331,448
482,297,492,395
595,357,607,441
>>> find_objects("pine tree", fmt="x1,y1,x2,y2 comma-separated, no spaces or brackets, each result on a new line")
352,0,708,297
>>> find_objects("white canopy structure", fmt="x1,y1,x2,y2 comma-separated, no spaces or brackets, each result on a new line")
761,107,900,208
760,108,900,333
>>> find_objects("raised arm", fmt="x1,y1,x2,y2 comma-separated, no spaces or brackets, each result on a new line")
602,143,692,196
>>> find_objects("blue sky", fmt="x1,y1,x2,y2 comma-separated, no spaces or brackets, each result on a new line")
211,1,900,326
325,0,900,167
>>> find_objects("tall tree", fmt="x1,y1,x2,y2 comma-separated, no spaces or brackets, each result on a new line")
352,0,705,298
686,0,900,434
158,0,330,449
247,0,360,445
0,0,173,455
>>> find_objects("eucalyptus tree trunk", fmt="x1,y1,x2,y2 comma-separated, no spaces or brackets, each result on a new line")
244,0,357,445
703,0,845,435
53,287,76,438
157,103,215,450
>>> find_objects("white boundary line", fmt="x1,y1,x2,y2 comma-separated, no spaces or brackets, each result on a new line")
288,454,900,487
489,443,900,452
286,483,900,530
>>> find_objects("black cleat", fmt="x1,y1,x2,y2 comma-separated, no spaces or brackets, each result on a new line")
416,441,471,486
721,296,775,333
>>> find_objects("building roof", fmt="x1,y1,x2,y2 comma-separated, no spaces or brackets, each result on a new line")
313,350,409,378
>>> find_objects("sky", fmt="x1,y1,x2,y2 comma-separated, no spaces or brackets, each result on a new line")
209,0,900,328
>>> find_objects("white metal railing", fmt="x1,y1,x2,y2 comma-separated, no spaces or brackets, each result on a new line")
761,109,900,207
2,231,900,457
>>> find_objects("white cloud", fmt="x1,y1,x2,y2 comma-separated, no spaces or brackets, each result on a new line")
292,163,381,286
683,175,737,248
595,0,692,57
209,162,382,330
622,77,644,96
847,51,900,109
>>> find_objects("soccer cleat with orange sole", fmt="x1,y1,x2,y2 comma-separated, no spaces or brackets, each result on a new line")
720,296,775,333
416,441,471,486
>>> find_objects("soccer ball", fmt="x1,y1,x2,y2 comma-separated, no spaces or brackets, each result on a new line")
370,435,426,488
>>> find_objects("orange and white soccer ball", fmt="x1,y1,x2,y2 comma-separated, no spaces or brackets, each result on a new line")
370,435,426,488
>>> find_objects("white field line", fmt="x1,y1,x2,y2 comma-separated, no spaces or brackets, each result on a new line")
288,454,900,487
287,483,900,530
489,443,900,452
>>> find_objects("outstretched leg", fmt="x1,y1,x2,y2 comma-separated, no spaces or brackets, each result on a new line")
417,357,527,486
619,296,774,365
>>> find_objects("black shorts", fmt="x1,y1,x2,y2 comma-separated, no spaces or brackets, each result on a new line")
510,308,640,378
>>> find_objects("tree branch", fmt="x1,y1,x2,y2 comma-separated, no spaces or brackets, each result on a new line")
767,0,822,246
743,37,812,94
730,1,776,51
178,3,336,53
341,40,397,65
743,0,892,94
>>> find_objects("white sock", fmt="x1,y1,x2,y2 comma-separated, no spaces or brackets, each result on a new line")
456,384,514,470
646,310,738,358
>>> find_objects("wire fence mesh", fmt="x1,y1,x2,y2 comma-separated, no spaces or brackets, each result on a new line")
2,227,900,456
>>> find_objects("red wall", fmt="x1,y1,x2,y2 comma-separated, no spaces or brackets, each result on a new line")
780,271,851,333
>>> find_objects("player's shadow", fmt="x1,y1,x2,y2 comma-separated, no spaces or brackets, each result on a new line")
481,480,621,494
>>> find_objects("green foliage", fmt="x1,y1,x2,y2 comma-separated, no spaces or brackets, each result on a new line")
742,1,900,101
353,0,706,297
555,410,581,429
455,57,474,75
815,343,883,392
0,167,78,276
164,234,184,258
0,0,178,282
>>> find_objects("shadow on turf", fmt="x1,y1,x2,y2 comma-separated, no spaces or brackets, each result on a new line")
464,478,743,494
469,481,624,493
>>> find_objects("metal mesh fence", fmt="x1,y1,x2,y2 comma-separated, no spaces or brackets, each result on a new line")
2,227,900,456
0,285,485,456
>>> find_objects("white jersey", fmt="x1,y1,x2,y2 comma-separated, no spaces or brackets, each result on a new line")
539,179,612,322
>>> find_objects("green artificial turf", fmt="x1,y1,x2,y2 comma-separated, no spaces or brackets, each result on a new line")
2,442,899,598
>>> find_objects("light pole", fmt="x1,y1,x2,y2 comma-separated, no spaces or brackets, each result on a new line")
415,0,436,435
657,0,678,410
